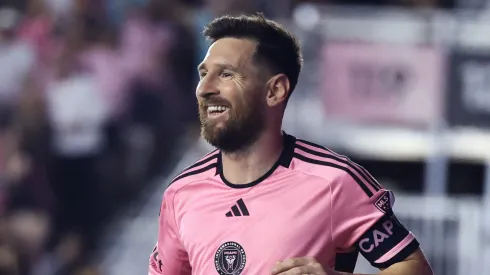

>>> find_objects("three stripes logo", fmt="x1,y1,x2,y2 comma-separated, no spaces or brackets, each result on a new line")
225,199,250,217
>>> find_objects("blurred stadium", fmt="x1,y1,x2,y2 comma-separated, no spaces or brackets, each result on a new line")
0,0,489,274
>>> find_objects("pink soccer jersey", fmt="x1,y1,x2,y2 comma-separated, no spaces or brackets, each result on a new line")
149,133,419,275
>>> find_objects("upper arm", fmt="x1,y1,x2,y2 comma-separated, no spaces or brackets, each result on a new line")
331,170,420,269
381,248,433,274
148,191,191,275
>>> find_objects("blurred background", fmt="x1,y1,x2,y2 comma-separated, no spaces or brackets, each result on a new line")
0,0,489,274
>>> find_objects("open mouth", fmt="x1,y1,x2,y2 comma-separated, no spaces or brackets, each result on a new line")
207,105,230,118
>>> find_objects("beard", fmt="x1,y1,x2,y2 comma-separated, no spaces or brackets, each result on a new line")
198,95,265,153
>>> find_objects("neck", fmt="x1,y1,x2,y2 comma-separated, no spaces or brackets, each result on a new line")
221,129,284,185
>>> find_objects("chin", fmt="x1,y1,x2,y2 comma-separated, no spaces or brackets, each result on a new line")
202,125,228,142
203,120,227,131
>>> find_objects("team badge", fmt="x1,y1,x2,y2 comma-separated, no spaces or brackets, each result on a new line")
374,191,395,213
214,241,246,275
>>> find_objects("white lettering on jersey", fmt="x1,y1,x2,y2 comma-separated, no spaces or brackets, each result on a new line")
359,219,394,253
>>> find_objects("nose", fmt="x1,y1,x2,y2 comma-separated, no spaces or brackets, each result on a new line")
196,75,219,98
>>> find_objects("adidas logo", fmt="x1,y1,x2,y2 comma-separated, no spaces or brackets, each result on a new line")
225,199,249,217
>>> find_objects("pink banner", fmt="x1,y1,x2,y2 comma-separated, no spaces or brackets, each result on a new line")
321,43,446,127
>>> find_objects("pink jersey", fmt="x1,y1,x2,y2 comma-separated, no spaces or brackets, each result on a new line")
149,133,419,275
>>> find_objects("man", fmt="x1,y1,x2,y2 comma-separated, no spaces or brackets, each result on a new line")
149,14,433,275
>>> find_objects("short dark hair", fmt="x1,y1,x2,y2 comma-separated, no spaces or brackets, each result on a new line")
203,13,303,97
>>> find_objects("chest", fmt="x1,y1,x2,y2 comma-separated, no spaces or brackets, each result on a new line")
177,181,335,273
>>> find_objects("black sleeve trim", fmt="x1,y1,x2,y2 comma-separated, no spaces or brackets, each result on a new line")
371,238,420,269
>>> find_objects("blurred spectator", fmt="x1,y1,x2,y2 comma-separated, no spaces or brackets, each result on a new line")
80,14,125,119
0,7,35,106
120,0,197,181
44,34,110,268
76,13,132,219
7,74,52,212
0,7,52,274
18,0,54,61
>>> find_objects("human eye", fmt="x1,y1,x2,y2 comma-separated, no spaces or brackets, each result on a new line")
198,71,207,79
220,71,233,78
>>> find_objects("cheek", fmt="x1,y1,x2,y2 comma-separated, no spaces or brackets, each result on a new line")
233,78,247,92
219,83,242,104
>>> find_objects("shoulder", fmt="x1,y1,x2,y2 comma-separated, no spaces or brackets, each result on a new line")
164,149,220,195
291,137,383,198
292,137,358,181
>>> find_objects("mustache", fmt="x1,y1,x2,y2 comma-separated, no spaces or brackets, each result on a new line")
199,97,231,108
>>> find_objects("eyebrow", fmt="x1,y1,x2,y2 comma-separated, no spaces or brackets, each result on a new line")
197,63,239,72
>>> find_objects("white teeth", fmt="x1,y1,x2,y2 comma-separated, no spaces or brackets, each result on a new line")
208,106,228,113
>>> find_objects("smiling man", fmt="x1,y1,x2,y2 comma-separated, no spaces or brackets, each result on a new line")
148,13,433,275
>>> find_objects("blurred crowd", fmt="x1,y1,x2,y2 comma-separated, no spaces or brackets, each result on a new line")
0,0,199,273
0,0,455,274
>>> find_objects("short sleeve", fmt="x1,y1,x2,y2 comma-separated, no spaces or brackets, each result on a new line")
148,191,191,275
331,171,419,269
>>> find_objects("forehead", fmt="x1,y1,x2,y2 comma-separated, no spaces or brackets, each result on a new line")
200,37,257,70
